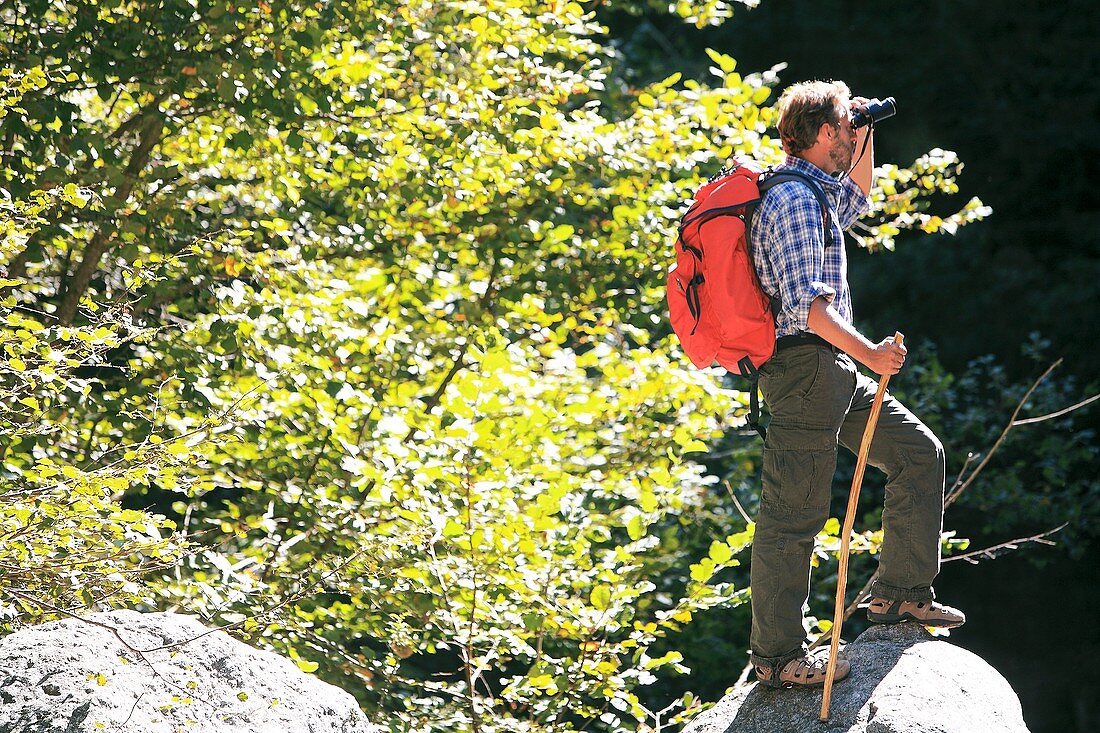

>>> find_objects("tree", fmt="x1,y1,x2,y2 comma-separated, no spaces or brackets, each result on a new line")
1,2,985,731
0,68,190,633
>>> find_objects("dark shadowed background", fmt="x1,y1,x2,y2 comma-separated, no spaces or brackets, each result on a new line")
604,2,1100,730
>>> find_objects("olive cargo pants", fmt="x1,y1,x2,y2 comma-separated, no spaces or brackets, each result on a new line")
748,342,946,664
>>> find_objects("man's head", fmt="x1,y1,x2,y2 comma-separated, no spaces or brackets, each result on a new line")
776,80,857,174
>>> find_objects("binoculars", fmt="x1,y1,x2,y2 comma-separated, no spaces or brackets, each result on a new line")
852,97,897,128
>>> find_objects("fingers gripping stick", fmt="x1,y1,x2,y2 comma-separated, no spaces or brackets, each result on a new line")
820,332,904,721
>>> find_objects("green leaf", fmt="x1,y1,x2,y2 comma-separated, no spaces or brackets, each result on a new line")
705,48,737,73
103,477,128,492
548,224,574,242
591,585,612,611
690,558,715,583
529,673,555,690
296,659,319,673
61,183,89,208
643,651,683,670
708,540,732,564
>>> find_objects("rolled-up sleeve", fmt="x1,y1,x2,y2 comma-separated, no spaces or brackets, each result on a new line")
771,187,836,332
837,176,871,230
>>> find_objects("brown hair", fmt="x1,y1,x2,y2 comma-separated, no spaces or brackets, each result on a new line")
776,80,851,155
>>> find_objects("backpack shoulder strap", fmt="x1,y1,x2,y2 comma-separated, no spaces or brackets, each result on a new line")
757,171,835,247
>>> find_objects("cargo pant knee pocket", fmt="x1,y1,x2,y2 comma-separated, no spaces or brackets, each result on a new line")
761,445,836,519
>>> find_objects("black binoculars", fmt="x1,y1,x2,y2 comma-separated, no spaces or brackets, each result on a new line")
852,97,897,128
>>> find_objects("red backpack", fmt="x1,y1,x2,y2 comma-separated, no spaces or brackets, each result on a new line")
666,157,831,436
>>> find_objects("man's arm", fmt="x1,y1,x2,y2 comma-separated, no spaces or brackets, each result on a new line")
807,296,906,376
848,98,875,196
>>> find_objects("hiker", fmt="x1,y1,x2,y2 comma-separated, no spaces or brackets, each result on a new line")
746,80,965,689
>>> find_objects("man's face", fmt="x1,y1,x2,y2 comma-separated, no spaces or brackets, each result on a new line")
826,103,857,173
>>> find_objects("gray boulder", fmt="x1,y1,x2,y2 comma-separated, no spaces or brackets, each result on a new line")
0,610,377,733
684,622,1030,733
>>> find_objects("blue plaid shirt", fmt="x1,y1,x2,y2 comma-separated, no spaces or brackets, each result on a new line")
751,156,870,339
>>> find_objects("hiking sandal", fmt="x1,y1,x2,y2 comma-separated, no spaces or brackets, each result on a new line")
753,648,850,689
865,597,966,628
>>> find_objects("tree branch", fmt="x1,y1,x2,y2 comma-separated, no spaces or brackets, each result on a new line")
402,339,471,444
401,250,499,444
462,457,484,733
946,359,1062,507
57,106,167,324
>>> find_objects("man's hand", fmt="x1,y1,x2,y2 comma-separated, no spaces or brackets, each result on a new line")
849,96,872,143
863,335,906,376
807,298,908,375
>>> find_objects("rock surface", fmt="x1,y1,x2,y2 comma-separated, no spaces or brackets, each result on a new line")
0,610,377,733
683,622,1030,733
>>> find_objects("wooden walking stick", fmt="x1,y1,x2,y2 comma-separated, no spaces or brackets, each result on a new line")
820,332,904,722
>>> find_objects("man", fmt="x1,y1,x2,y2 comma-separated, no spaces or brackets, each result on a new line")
747,80,965,689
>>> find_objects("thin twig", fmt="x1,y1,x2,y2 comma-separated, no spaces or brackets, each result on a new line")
811,523,1068,651
140,547,369,653
105,691,146,731
3,589,264,721
83,370,278,472
947,451,978,497
723,480,752,525
944,524,1066,564
1012,394,1100,426
4,545,367,655
809,571,878,652
3,589,147,654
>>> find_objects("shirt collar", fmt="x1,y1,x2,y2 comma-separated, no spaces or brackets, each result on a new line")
783,154,844,187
